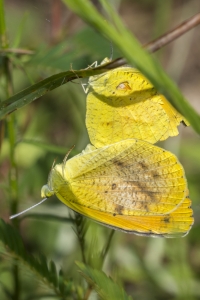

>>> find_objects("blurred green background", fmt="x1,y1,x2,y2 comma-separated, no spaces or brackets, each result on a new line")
1,0,200,299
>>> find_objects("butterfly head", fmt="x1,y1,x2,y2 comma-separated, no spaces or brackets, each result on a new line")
41,184,54,198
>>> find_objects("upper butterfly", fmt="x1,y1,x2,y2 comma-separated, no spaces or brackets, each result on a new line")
86,58,189,148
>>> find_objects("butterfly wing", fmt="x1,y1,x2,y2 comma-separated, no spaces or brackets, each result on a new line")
86,66,188,147
56,192,193,237
54,140,187,217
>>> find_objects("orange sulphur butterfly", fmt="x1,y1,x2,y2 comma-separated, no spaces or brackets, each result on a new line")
41,139,193,237
86,58,189,148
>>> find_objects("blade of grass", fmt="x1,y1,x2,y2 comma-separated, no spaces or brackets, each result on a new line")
12,12,29,48
0,0,8,48
16,139,78,155
0,58,123,119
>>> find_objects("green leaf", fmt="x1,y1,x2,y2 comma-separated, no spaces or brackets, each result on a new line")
0,58,122,119
0,218,73,298
12,11,29,48
28,41,77,71
62,0,200,135
17,139,79,155
76,261,133,300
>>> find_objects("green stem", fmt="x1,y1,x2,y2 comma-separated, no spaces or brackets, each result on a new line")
6,62,20,300
101,230,115,264
74,214,87,264
1,0,20,298
4,57,19,221
83,230,115,299
0,0,8,48
83,285,93,300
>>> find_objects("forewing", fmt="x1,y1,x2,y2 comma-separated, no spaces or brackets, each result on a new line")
63,140,187,216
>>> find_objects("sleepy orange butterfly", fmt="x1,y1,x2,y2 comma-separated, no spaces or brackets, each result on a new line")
86,58,189,148
41,140,193,237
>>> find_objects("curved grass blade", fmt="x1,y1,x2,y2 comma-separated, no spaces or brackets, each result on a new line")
16,139,79,155
63,0,200,135
0,58,123,120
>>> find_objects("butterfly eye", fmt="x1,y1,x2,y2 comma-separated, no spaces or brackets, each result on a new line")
116,81,131,90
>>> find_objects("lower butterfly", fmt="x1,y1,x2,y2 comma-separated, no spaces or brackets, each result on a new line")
86,58,189,148
41,139,193,237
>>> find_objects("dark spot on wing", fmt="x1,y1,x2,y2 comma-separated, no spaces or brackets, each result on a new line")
105,190,108,193
139,161,147,169
115,204,123,215
113,159,124,167
102,121,113,127
126,180,158,203
163,216,170,223
112,183,117,190
152,170,160,178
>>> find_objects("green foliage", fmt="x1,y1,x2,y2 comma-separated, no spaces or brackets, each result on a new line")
0,219,73,298
76,261,132,300
0,58,122,119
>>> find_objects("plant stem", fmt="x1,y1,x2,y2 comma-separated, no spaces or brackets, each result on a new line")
5,54,20,300
83,285,93,300
4,51,19,225
0,0,20,298
0,0,8,48
101,230,115,264
0,48,34,54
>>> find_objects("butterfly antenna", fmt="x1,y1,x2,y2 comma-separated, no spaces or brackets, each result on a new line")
49,158,57,190
9,198,48,220
62,145,75,177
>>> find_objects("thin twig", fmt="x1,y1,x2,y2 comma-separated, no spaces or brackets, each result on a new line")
101,230,115,263
73,214,87,264
144,13,200,53
104,13,200,69
19,213,75,223
0,48,34,55
84,285,93,300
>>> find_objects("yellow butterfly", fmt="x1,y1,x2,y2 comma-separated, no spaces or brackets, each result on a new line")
41,140,193,237
86,58,189,148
